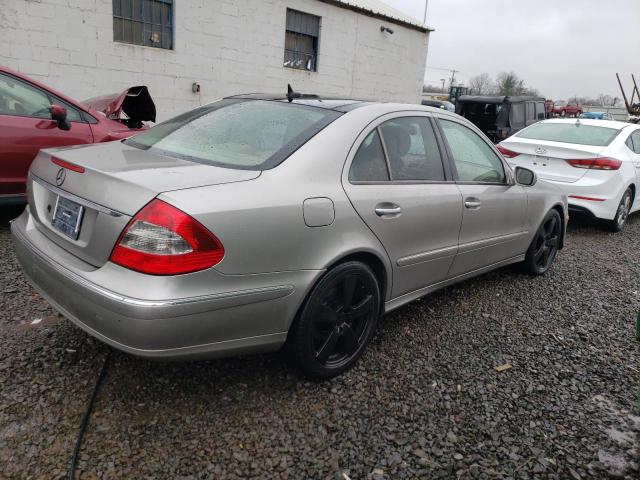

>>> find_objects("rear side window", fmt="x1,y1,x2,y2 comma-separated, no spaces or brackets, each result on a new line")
535,102,545,120
439,119,505,183
126,99,341,170
380,117,445,181
349,130,389,181
516,122,621,146
510,103,525,127
526,102,535,121
630,130,640,154
349,117,446,182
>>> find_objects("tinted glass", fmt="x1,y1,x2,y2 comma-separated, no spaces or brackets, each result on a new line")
526,102,535,121
380,117,445,181
349,130,389,181
515,122,621,146
126,99,341,170
439,119,505,183
510,103,525,126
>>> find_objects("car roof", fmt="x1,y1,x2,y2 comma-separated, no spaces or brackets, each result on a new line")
539,118,633,130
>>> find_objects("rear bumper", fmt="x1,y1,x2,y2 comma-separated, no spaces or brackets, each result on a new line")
543,175,627,221
11,209,316,360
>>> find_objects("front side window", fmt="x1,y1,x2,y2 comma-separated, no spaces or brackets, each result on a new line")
113,0,173,49
0,73,82,122
525,102,535,121
284,9,320,71
439,119,506,183
126,99,341,170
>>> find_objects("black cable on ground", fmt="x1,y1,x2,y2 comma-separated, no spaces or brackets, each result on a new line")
67,349,112,480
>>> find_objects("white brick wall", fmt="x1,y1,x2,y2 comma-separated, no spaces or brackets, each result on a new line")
1,0,428,121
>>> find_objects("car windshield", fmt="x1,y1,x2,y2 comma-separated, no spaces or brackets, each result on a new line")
515,122,621,146
125,99,342,170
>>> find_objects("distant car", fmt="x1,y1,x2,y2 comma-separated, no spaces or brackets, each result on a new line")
456,95,546,142
579,111,613,120
553,100,582,117
0,65,156,205
420,99,455,112
498,118,640,231
11,95,567,378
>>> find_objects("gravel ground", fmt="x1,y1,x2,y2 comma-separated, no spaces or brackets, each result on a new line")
1,205,638,480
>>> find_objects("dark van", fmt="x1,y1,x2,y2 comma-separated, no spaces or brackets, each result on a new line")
455,96,546,142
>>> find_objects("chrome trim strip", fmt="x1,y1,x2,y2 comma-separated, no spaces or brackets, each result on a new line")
30,173,125,217
457,231,528,254
397,245,458,267
12,223,294,310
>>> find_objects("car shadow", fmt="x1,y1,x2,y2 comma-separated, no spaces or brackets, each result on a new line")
0,205,25,231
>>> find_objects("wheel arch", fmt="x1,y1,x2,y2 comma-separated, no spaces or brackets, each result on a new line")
551,203,566,249
323,251,390,307
628,183,636,207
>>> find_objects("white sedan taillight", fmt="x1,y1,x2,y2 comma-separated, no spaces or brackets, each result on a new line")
110,199,224,275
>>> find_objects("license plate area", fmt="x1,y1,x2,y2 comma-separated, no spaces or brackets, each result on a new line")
52,196,84,240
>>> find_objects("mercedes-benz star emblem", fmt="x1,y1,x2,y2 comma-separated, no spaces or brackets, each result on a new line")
55,168,66,186
535,147,547,155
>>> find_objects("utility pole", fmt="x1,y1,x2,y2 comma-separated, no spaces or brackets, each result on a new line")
449,69,458,89
423,0,429,24
440,78,446,93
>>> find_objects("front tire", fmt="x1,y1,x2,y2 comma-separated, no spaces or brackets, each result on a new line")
605,188,632,232
522,210,561,275
287,261,381,378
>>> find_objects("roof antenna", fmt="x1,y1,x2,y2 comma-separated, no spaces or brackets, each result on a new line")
287,84,301,102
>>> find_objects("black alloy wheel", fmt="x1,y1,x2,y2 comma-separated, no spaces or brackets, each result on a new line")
288,261,381,378
523,210,561,275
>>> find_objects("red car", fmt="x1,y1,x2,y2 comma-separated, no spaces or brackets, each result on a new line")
0,66,155,205
553,100,583,117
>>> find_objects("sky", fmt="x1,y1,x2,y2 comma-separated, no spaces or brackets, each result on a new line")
381,0,639,100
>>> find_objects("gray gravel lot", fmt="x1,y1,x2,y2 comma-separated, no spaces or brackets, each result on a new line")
1,206,638,479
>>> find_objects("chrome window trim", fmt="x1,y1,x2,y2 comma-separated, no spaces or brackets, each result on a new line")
30,173,125,218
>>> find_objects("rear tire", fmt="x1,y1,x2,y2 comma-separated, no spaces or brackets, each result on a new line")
605,188,632,232
522,209,562,275
287,261,381,378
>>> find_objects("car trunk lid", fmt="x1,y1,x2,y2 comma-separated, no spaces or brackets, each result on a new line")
500,139,607,183
27,141,260,267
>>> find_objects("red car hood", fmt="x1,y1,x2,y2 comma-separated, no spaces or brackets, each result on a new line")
83,86,156,123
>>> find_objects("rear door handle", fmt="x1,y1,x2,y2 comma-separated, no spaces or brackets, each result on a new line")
375,203,402,217
464,198,481,209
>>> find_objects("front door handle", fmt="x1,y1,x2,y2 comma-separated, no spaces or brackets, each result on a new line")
375,203,402,217
464,198,481,209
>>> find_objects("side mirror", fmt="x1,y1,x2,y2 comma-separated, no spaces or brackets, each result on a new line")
515,166,537,186
50,104,70,131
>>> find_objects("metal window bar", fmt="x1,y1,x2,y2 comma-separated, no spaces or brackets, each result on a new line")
284,9,319,71
113,0,173,49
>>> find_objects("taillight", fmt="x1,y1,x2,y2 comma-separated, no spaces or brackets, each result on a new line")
497,145,520,158
110,199,224,275
566,157,622,170
52,157,85,173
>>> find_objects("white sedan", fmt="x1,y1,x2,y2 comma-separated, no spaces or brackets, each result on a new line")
498,118,640,231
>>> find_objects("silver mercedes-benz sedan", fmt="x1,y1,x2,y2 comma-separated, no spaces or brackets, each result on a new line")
12,93,568,377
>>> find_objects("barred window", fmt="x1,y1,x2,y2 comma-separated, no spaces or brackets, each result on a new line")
113,0,173,49
284,9,320,72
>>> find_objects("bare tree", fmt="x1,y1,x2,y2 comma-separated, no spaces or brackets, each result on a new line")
469,73,494,95
422,84,445,93
496,72,526,96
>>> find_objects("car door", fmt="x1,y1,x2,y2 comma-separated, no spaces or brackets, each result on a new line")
435,116,528,277
0,72,93,198
625,129,640,206
343,113,463,298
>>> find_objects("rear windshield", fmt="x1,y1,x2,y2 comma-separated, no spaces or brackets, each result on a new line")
515,122,621,146
125,99,342,170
